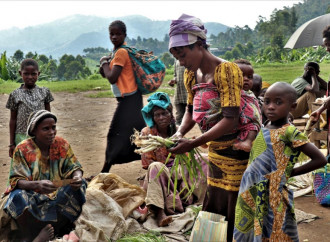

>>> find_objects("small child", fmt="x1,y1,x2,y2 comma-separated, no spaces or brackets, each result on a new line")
252,74,269,123
234,82,327,241
251,73,262,98
6,58,54,157
233,59,262,152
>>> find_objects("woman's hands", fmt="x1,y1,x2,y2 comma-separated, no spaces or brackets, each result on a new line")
168,138,194,154
171,131,183,141
8,144,15,158
310,97,330,125
70,175,83,190
99,55,111,78
35,180,57,194
100,55,111,65
310,110,321,125
70,170,83,190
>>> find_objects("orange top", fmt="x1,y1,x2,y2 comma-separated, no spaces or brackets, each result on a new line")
110,48,137,97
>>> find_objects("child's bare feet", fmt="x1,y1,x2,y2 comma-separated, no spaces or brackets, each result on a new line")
33,224,54,242
157,213,173,227
152,205,173,227
233,139,253,152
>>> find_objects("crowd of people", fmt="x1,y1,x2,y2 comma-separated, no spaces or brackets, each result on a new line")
0,14,330,242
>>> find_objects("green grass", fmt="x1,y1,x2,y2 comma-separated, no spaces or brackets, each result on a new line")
1,61,330,97
0,80,22,94
41,78,110,93
116,231,167,242
0,78,110,95
253,61,330,84
0,72,177,98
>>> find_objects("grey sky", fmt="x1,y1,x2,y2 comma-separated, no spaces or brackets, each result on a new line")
0,0,303,31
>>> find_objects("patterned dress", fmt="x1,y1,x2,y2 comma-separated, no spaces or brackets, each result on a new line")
234,125,309,242
6,85,54,144
3,136,86,223
185,62,249,241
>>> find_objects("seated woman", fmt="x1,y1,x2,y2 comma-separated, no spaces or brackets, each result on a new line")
140,92,206,227
0,110,86,242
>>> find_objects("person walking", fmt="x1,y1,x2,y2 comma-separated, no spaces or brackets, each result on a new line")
98,20,145,173
168,59,187,125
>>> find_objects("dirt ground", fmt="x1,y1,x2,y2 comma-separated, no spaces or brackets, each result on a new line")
0,92,329,241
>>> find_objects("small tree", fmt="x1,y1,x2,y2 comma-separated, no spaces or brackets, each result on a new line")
25,51,37,59
38,55,49,65
13,50,24,62
0,52,10,80
160,52,174,68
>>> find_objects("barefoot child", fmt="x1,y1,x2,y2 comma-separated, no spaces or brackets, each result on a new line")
233,59,262,152
234,82,327,241
6,58,54,158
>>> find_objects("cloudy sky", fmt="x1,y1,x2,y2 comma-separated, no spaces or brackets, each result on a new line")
0,1,303,31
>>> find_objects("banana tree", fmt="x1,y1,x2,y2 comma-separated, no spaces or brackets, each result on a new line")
0,52,9,80
0,52,19,81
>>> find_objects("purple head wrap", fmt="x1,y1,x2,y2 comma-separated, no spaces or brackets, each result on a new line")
169,14,207,50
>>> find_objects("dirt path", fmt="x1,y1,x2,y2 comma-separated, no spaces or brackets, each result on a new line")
0,92,329,241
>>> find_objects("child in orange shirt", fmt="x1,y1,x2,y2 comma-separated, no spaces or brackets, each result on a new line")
98,20,145,174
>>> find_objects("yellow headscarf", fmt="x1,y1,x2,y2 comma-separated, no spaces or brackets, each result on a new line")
261,81,271,90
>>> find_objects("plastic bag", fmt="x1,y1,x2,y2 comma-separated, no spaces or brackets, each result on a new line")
189,211,227,242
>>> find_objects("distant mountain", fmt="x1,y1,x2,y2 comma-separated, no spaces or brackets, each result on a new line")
0,14,229,58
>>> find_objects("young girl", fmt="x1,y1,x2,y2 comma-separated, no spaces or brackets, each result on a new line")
233,59,262,152
6,58,54,158
98,20,145,174
234,82,327,241
168,14,248,242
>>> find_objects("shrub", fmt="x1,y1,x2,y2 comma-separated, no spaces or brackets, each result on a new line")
88,74,102,80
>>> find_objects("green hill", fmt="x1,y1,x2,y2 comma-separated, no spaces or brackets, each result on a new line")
0,15,228,59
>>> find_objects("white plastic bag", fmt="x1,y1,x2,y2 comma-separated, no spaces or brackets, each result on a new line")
189,211,227,242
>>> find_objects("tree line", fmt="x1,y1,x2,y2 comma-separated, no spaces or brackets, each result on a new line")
0,50,91,82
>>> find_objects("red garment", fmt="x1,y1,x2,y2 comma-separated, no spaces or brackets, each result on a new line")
237,90,262,141
140,126,175,170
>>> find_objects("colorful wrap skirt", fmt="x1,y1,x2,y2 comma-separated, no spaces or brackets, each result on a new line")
207,138,249,192
4,181,87,223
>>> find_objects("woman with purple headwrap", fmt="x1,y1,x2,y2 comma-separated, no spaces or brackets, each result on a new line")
168,14,248,241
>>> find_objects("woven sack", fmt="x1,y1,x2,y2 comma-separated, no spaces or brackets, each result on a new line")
120,45,165,94
313,163,330,205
